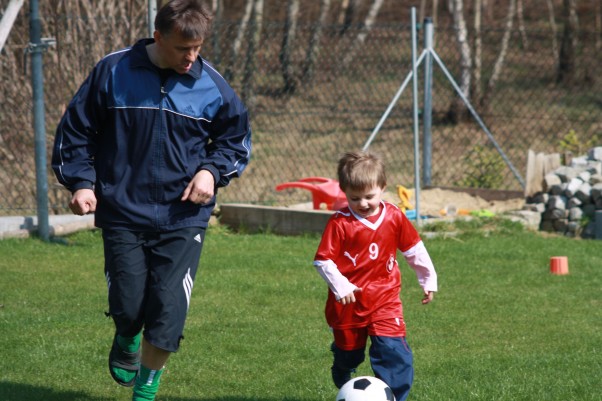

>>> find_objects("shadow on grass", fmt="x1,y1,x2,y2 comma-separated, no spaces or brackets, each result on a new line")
0,382,107,401
0,382,307,401
168,398,306,401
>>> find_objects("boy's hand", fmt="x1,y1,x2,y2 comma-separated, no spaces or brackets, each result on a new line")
338,287,362,305
422,290,434,305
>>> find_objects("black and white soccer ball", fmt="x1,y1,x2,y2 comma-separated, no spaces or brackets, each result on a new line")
335,376,395,401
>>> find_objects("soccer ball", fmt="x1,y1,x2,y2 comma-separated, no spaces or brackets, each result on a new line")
335,376,395,401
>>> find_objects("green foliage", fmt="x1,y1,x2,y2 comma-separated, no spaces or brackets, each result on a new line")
456,145,505,189
558,129,601,156
1,227,601,400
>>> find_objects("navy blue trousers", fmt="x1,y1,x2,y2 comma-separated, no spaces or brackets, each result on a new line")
333,336,414,401
102,227,205,352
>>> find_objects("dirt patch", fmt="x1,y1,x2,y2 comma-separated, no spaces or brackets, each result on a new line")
382,187,525,217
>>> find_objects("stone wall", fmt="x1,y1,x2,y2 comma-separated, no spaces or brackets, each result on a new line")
525,147,602,238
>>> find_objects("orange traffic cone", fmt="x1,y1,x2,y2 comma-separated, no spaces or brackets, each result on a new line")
550,256,569,275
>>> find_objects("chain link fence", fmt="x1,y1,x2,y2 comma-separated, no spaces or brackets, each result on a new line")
1,6,601,215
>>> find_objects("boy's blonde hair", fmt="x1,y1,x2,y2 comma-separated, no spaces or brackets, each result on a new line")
337,151,387,191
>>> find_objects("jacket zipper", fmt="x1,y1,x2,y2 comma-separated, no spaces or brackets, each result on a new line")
153,84,168,228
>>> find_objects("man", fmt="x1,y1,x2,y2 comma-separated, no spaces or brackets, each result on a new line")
52,1,251,400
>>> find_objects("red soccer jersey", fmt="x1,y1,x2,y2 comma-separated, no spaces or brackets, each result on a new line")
314,201,421,329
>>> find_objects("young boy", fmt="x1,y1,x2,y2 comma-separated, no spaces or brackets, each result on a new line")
313,151,438,401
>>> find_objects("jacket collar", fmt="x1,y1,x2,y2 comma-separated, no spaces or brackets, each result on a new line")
129,38,203,79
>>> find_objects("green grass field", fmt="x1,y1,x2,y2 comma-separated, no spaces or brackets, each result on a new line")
1,219,601,401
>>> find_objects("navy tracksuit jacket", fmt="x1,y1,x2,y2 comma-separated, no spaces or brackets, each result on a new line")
52,38,251,231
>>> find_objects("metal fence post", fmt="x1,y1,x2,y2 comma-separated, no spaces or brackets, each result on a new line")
411,7,421,224
422,18,434,187
29,0,49,241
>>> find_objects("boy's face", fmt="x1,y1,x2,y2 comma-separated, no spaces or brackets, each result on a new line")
344,185,385,218
154,29,203,74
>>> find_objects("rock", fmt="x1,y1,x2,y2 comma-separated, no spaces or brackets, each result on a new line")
540,220,555,232
523,203,546,213
568,207,583,221
544,173,562,189
567,197,582,208
564,177,583,197
554,166,578,182
588,146,602,161
547,195,567,210
566,221,580,234
506,210,541,230
575,182,592,203
553,218,568,232
591,183,602,201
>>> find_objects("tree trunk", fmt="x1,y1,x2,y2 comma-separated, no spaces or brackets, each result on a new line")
557,0,579,85
302,0,331,85
225,0,254,82
517,0,528,49
480,0,516,112
482,0,493,21
546,0,559,62
341,0,384,68
339,0,361,35
242,0,263,107
448,0,471,123
338,0,350,26
472,0,482,105
211,0,223,67
280,0,299,94
594,0,601,50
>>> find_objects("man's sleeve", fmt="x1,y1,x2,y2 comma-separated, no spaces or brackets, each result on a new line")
200,88,252,188
52,66,104,192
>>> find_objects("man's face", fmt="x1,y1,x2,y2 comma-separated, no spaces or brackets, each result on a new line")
154,29,203,74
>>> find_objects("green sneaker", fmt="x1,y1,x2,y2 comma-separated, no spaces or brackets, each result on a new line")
108,332,141,387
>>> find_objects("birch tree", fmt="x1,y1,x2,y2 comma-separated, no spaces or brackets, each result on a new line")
224,0,254,81
594,0,601,50
211,0,223,66
341,0,384,68
472,0,483,105
338,0,361,35
280,0,299,93
448,0,471,123
517,0,528,49
242,0,263,105
546,0,559,61
302,0,331,84
480,0,516,112
557,0,579,84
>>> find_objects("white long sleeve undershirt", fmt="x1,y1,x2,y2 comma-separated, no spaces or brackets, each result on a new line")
313,259,358,301
402,240,438,292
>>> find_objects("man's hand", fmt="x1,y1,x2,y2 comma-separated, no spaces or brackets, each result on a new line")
69,188,97,215
181,170,215,204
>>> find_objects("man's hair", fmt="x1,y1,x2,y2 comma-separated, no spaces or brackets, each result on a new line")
337,151,387,192
155,0,213,40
